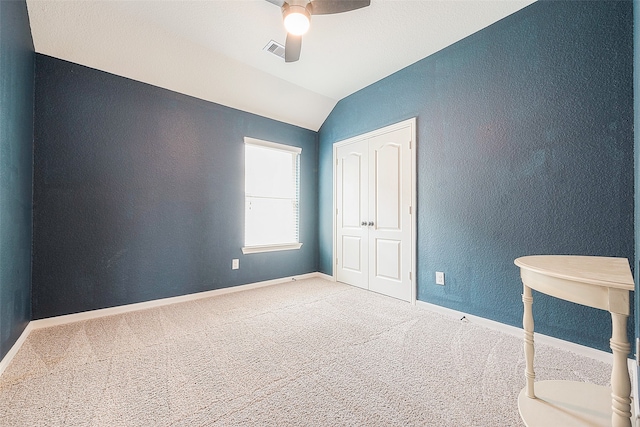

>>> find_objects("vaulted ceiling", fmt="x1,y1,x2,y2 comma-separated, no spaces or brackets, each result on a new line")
26,0,536,131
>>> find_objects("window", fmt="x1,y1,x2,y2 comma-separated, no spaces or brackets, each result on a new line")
242,137,302,254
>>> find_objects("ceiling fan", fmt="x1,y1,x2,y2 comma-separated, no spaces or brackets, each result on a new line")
265,0,371,63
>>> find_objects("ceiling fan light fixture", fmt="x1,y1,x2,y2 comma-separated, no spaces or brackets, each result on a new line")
283,4,310,35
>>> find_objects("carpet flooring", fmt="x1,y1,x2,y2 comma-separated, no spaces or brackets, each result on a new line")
0,278,614,426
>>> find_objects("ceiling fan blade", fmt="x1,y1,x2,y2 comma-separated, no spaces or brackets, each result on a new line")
310,0,370,15
285,33,302,62
264,0,285,7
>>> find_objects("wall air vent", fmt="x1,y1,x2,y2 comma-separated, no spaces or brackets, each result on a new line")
263,40,285,60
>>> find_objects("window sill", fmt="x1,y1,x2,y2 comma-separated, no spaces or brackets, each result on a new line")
241,243,303,255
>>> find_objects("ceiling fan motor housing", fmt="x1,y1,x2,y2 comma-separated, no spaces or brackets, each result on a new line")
272,0,370,62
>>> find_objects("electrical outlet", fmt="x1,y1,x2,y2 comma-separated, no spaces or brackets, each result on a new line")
232,259,239,270
435,271,445,285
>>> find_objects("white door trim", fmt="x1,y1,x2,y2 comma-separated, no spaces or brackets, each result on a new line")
332,118,417,304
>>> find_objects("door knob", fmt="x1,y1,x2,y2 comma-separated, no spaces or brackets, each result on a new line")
368,221,374,226
361,221,367,226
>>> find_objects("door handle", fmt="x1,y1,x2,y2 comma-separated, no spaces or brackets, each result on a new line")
368,221,374,226
361,221,367,226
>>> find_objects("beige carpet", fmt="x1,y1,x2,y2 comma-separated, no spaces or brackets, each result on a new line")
0,278,613,426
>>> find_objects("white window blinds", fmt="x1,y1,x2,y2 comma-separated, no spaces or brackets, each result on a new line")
243,137,302,254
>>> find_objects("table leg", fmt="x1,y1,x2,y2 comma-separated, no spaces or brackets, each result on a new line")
610,312,631,427
522,284,535,398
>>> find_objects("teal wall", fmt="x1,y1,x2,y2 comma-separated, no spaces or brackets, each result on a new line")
0,0,635,360
318,1,634,352
32,55,318,319
0,0,34,361
634,0,639,373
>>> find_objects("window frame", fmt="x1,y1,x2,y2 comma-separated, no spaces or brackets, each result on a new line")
241,137,303,255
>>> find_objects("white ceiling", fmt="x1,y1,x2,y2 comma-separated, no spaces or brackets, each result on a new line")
26,0,536,131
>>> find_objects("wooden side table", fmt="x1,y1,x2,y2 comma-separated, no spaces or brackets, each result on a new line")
514,255,634,427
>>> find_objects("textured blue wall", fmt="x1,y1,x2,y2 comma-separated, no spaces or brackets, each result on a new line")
32,55,318,319
634,0,639,367
0,0,34,360
319,1,634,352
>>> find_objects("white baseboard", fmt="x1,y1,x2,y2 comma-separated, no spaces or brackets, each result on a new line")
0,272,322,377
315,272,334,282
31,272,323,330
418,300,640,420
417,300,615,365
2,273,635,404
0,322,34,377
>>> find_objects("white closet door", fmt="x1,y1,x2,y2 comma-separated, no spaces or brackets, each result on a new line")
336,140,369,289
367,127,412,301
335,123,413,302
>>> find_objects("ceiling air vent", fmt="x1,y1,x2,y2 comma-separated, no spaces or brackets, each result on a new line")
263,40,285,60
